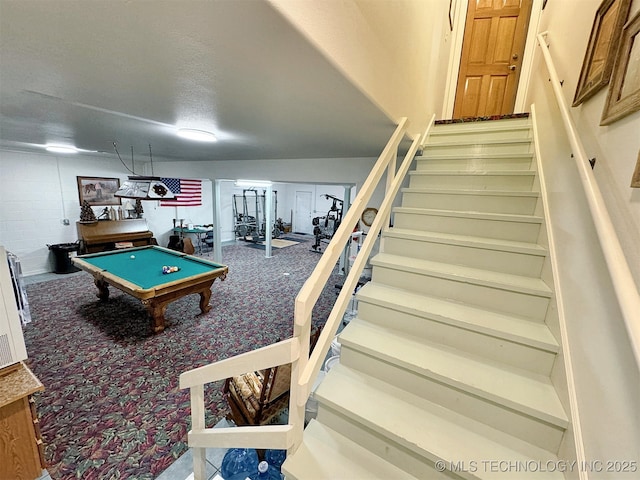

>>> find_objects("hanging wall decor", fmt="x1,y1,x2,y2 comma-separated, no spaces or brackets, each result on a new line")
631,150,640,188
77,176,121,206
601,9,640,124
572,0,632,107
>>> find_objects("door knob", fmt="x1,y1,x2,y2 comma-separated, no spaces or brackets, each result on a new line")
508,65,517,71
512,54,519,60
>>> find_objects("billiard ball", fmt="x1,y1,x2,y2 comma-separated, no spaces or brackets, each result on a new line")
130,255,135,259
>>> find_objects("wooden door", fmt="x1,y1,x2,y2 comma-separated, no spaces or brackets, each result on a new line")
454,0,533,118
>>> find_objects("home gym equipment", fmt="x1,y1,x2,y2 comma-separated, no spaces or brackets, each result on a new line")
233,189,281,242
311,194,343,252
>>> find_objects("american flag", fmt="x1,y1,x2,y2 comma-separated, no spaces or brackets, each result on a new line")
159,178,202,206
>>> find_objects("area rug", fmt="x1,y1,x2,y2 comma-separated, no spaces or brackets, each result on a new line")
22,237,342,480
261,238,299,248
242,236,300,250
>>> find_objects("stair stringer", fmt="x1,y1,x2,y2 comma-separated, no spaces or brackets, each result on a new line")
529,106,581,480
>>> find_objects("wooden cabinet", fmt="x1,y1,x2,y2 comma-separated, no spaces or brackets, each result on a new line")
0,362,45,480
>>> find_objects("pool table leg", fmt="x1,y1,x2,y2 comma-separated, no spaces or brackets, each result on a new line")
142,280,216,333
94,278,110,300
143,300,168,333
199,287,213,315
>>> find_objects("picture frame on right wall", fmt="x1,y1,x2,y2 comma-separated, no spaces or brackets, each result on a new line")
572,0,632,107
600,9,640,125
631,150,640,188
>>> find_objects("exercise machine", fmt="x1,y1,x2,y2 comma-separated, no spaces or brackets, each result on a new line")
311,194,343,252
232,189,281,242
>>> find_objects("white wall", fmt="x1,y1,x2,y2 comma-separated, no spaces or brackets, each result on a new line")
269,0,452,133
207,182,353,242
151,157,381,238
0,152,378,274
0,151,127,274
534,0,640,286
526,0,640,473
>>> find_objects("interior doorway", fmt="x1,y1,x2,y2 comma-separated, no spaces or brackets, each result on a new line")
294,191,313,234
450,0,535,118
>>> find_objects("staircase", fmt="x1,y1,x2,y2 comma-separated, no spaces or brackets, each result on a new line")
282,117,571,479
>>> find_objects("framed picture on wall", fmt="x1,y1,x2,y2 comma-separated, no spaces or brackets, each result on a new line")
631,150,640,188
77,176,121,206
572,0,632,107
601,9,640,125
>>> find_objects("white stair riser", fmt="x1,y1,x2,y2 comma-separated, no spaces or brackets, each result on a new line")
429,129,532,144
356,301,555,375
409,173,535,191
415,156,533,171
393,211,542,243
423,142,532,157
370,266,549,321
432,119,531,134
383,236,545,277
402,191,538,214
315,406,456,479
338,347,564,453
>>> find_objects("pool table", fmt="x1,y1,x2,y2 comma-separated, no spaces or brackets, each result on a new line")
72,246,228,332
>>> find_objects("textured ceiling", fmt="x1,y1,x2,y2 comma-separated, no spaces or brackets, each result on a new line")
0,0,397,162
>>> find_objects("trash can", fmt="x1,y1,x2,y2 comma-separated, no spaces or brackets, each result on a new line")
47,243,80,274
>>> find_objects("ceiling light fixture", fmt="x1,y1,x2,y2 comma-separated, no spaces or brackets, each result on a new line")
235,179,273,188
45,144,78,154
177,128,217,142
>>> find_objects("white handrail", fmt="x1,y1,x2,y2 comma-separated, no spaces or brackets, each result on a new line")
296,117,434,401
179,117,425,479
537,32,640,367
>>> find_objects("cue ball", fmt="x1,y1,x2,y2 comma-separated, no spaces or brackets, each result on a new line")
130,255,135,259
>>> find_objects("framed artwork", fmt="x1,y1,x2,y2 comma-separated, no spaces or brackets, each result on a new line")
572,0,632,107
77,176,121,206
631,150,640,188
601,9,640,125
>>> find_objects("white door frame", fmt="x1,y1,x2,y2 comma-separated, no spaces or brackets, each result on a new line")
442,0,544,119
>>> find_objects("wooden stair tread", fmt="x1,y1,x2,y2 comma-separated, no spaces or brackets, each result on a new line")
371,253,552,297
282,420,421,480
416,152,534,160
384,228,548,256
409,170,536,176
422,138,532,147
431,120,531,133
356,283,558,352
338,320,568,428
401,187,540,198
315,364,565,479
393,206,544,223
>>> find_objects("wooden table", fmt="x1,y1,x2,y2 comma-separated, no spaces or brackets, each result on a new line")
172,227,210,254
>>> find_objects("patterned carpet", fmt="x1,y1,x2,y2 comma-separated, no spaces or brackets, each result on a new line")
23,234,341,479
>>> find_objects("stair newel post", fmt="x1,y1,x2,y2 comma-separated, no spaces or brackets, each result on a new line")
289,305,311,452
190,384,207,480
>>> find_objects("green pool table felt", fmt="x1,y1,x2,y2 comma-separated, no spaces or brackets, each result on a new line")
80,248,225,290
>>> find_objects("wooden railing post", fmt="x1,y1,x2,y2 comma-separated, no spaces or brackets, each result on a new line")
289,308,310,452
190,385,206,480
